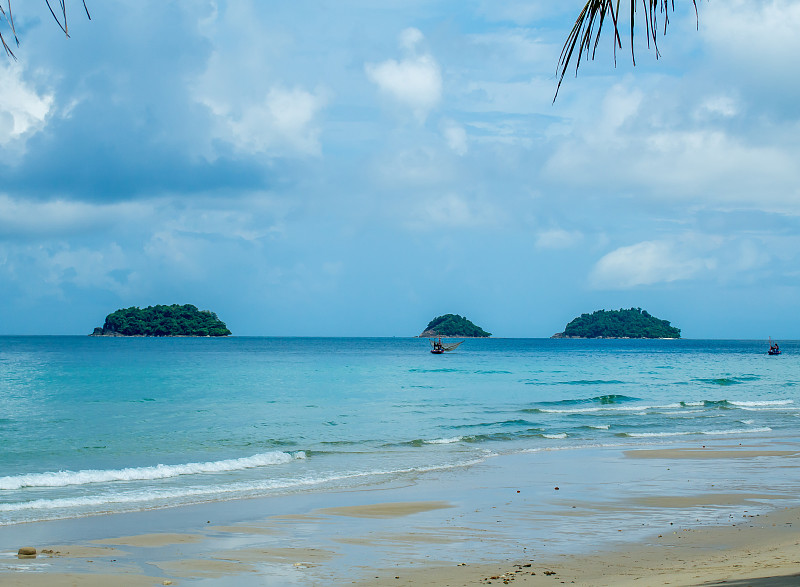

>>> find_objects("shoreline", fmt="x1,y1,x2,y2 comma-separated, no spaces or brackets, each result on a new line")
3,439,800,585
358,501,800,586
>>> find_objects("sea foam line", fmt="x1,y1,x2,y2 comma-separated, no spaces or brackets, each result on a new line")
537,399,795,415
623,427,772,438
730,400,793,407
0,456,493,517
424,436,464,444
0,451,306,491
536,403,681,414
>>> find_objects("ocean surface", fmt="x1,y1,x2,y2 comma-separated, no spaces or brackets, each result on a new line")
0,336,797,526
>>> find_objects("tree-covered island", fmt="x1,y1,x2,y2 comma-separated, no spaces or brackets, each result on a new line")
90,304,231,337
552,308,680,339
420,314,491,338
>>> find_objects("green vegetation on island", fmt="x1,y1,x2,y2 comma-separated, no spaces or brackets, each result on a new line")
420,314,491,338
91,304,231,337
552,308,680,339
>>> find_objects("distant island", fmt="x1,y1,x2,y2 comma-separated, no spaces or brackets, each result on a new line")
420,314,491,338
90,304,231,337
552,308,680,339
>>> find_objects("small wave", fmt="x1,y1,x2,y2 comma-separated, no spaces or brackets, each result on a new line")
587,424,610,430
409,368,461,373
620,427,772,438
730,400,793,407
0,451,306,491
679,400,732,409
424,436,464,445
560,380,626,386
401,430,543,447
532,404,672,414
694,376,760,386
450,419,535,429
542,433,568,439
319,440,361,446
538,394,638,406
0,457,494,518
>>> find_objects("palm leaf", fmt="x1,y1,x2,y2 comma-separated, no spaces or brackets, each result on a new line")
555,0,700,101
0,0,91,58
0,1,20,58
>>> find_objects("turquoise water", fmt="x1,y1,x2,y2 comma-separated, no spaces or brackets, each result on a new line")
0,337,797,525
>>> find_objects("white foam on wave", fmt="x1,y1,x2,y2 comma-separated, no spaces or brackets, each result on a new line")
730,400,793,407
542,433,568,439
588,425,610,430
538,403,681,415
425,436,464,444
0,455,492,518
625,427,772,438
0,451,307,491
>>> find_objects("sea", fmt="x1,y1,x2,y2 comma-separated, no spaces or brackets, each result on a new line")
0,336,797,527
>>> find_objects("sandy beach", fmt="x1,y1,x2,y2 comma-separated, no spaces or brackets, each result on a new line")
2,439,800,586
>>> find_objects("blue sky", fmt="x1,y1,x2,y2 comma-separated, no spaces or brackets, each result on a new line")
1,0,798,338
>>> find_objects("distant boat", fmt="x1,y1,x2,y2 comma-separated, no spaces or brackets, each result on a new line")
768,337,781,355
430,338,464,354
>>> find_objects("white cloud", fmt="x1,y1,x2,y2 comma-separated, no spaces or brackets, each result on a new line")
0,241,133,300
399,27,424,52
476,1,564,25
544,77,800,209
192,2,329,158
703,0,800,80
0,195,147,239
594,83,644,139
464,29,552,73
0,64,53,148
365,28,442,122
590,239,717,289
159,194,287,243
263,86,329,155
201,85,329,156
441,120,468,155
47,244,129,292
535,228,583,250
375,146,454,187
694,95,739,120
461,78,551,116
402,192,503,231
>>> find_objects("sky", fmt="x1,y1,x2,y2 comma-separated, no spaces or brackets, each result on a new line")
1,0,799,338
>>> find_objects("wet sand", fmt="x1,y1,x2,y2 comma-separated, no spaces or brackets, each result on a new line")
2,440,800,586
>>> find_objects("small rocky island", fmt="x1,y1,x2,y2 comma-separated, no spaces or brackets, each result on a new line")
90,304,231,337
552,308,680,339
420,314,491,338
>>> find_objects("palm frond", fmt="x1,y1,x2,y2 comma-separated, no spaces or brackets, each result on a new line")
0,1,20,59
555,0,700,101
0,0,91,58
45,0,69,37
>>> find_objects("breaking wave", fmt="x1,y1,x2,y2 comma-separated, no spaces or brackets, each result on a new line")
0,451,307,491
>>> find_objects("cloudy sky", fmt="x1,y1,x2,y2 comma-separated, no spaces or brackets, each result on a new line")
1,0,798,338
